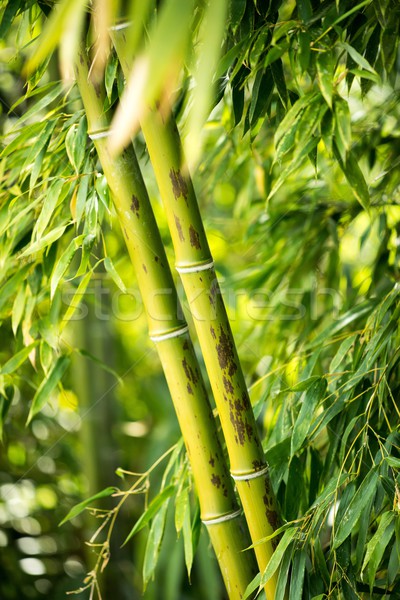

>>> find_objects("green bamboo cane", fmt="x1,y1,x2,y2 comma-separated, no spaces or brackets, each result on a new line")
73,48,257,599
112,32,282,598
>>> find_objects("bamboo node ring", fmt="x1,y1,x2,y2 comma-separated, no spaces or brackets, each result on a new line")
149,325,189,343
109,21,132,31
176,261,214,274
88,129,111,140
231,465,269,481
202,508,242,526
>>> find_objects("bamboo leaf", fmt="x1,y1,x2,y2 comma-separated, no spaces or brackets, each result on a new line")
20,225,68,258
123,485,175,546
1,342,39,375
289,548,307,600
104,257,127,293
334,96,351,155
175,485,189,534
11,284,27,335
275,541,293,600
0,387,15,442
59,486,118,526
34,180,65,240
143,500,169,589
25,0,87,75
361,511,394,575
182,491,193,578
332,468,378,549
61,271,92,330
259,528,297,588
316,50,333,108
50,237,83,300
27,355,70,424
291,378,327,456
340,42,378,74
330,334,357,373
367,518,395,590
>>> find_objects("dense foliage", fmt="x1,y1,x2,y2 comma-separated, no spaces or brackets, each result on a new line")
0,0,399,598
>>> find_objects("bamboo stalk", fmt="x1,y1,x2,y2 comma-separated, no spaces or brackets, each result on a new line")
74,48,257,599
112,32,282,598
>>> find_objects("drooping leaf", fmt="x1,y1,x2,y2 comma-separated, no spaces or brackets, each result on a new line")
333,468,379,549
143,500,169,589
316,50,333,108
59,486,118,526
27,355,71,423
123,485,175,545
1,342,39,375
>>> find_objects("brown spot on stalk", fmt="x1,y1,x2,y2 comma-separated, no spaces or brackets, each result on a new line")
211,474,221,488
209,455,215,467
229,408,246,446
223,376,234,395
187,383,193,395
189,225,201,249
182,358,198,384
155,256,159,262
252,459,264,471
266,509,280,546
142,264,147,273
169,168,188,201
183,339,189,351
209,279,218,307
210,325,216,339
79,53,84,65
174,214,185,242
216,326,237,377
131,195,140,217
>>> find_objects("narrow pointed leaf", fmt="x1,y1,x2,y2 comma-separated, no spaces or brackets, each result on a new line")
1,342,39,375
27,355,70,424
59,486,118,526
123,485,175,546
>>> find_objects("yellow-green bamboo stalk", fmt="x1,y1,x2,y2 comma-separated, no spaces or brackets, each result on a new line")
112,32,281,599
74,48,257,599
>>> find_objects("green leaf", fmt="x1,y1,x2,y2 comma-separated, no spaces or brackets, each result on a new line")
334,96,351,155
50,238,80,300
123,485,175,545
275,541,293,600
175,485,189,534
143,500,169,589
260,528,298,588
340,42,378,74
361,511,394,574
333,468,379,549
25,0,87,74
367,517,395,590
330,334,357,373
59,486,117,526
1,342,39,375
289,548,307,600
291,378,327,455
33,180,65,240
20,225,68,258
182,491,193,578
61,271,92,330
0,386,15,442
275,92,317,149
27,355,71,424
104,256,127,293
316,50,333,108
11,284,27,335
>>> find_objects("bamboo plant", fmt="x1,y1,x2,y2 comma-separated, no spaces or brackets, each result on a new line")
112,31,282,597
73,48,257,599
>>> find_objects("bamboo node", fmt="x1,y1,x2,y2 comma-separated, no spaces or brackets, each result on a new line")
202,508,242,526
109,21,133,32
149,325,189,343
176,261,214,274
231,464,269,481
88,129,112,140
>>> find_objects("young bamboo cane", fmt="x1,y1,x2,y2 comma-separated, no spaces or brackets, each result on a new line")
74,49,257,599
112,32,281,598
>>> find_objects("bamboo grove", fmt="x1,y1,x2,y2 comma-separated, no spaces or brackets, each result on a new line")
1,1,400,599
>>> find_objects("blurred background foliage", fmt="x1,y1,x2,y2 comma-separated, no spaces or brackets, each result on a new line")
0,0,400,598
